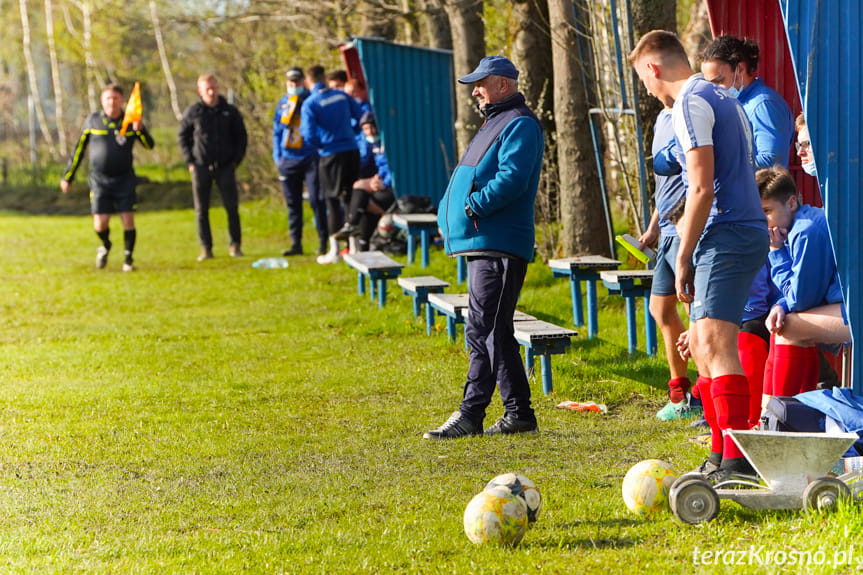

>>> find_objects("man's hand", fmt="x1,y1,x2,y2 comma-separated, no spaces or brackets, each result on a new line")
768,226,788,250
675,256,695,303
638,225,659,250
132,121,142,131
766,305,786,334
188,164,195,173
60,180,69,194
370,174,384,192
676,330,691,361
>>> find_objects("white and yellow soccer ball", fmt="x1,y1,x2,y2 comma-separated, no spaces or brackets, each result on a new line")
621,459,678,516
484,472,542,523
463,486,528,545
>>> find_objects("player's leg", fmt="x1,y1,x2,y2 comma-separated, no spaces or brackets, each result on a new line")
738,317,770,426
93,212,111,269
116,174,137,270
215,166,242,256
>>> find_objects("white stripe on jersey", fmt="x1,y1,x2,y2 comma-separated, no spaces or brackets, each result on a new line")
673,93,714,153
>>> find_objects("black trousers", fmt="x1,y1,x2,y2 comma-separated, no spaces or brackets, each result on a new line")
278,154,327,248
191,164,241,249
459,256,535,424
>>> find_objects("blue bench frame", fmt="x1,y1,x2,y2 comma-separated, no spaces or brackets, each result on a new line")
600,269,657,355
549,256,620,339
514,320,578,394
343,251,405,308
398,276,450,335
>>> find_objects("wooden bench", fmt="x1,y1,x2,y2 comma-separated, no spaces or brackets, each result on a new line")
427,293,469,342
513,320,578,394
343,251,405,308
549,255,621,339
392,213,439,268
600,269,657,355
397,276,450,335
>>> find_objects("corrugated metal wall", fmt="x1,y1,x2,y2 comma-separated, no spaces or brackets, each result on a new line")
780,0,862,393
705,0,819,206
346,38,456,208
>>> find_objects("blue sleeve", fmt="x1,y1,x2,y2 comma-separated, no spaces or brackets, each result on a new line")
350,98,364,134
467,117,543,217
750,100,793,169
273,101,284,164
376,154,392,188
653,137,682,176
768,223,837,313
300,100,320,151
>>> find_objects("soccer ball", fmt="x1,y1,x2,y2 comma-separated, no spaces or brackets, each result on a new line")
621,459,678,516
377,214,396,238
484,473,542,523
463,486,528,546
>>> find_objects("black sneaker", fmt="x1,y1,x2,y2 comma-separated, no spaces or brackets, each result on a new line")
705,466,761,488
687,457,720,478
282,245,303,256
484,414,538,436
332,224,358,240
422,411,482,440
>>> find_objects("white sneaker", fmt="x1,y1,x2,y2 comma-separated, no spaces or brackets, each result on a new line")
316,251,341,265
96,246,109,269
122,263,136,272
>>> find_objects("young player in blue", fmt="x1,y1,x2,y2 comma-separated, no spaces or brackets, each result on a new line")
639,108,694,420
630,30,769,482
756,167,849,401
700,35,795,426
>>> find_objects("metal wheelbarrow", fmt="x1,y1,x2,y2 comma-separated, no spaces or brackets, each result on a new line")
670,430,862,524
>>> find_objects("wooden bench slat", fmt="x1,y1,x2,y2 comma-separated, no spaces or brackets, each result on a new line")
397,276,450,290
513,320,578,342
549,255,621,271
392,213,439,227
427,293,469,314
343,251,404,275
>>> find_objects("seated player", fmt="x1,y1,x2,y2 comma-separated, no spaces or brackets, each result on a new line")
334,112,395,250
757,167,849,408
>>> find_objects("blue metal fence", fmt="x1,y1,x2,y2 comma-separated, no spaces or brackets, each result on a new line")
781,0,863,393
351,38,456,208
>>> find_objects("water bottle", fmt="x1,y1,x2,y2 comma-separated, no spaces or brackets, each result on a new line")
252,257,289,269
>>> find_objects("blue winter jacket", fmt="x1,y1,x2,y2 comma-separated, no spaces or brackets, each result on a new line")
300,83,364,157
738,78,795,170
769,204,844,313
438,93,543,261
272,90,316,163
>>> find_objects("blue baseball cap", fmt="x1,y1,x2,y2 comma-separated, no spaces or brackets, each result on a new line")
458,55,519,84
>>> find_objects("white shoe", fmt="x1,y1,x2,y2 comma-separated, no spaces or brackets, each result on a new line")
122,263,136,272
316,251,341,265
96,246,109,269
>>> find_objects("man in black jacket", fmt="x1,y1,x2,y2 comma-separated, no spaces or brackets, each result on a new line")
61,83,154,271
178,74,248,261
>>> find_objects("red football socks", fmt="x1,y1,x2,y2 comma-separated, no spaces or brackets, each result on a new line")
697,376,723,458
772,343,819,396
668,376,692,404
712,374,751,460
737,331,769,427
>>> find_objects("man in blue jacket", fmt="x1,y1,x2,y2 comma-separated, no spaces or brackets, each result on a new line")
300,65,364,264
273,67,327,256
424,56,544,440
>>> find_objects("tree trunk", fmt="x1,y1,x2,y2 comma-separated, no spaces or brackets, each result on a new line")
82,0,97,111
548,0,610,257
420,0,452,50
510,0,553,133
44,0,67,157
680,0,712,67
149,0,183,121
20,0,57,157
442,0,484,157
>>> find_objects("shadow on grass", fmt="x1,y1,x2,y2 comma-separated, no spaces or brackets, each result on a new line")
529,517,643,549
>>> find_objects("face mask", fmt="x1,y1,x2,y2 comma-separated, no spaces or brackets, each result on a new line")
727,68,740,99
365,135,380,144
802,161,818,177
287,87,301,97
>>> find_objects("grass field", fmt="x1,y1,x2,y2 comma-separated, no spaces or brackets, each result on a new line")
0,201,859,574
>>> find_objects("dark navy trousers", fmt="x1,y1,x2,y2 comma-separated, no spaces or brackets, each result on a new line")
278,154,327,249
459,256,535,425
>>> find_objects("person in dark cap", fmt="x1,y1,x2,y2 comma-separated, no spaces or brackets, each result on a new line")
424,55,545,439
334,112,395,249
272,66,328,256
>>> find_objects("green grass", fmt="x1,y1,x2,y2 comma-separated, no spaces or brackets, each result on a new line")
0,202,858,573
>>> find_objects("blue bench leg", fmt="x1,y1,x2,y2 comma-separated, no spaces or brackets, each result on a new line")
586,279,598,339
457,256,467,284
378,280,387,308
540,355,553,394
407,234,416,265
426,304,435,335
644,295,657,355
625,296,637,353
570,278,584,327
446,316,456,342
524,347,534,377
369,277,376,301
421,230,430,268
357,273,365,296
411,293,421,317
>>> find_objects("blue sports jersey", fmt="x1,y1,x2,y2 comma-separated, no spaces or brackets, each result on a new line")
673,74,766,231
738,78,795,170
300,83,364,157
652,109,684,238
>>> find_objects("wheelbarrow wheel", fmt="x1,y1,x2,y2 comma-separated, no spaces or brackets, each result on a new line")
670,478,720,525
803,477,851,513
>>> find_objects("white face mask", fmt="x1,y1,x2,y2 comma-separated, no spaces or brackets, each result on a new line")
365,135,380,144
802,161,817,177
